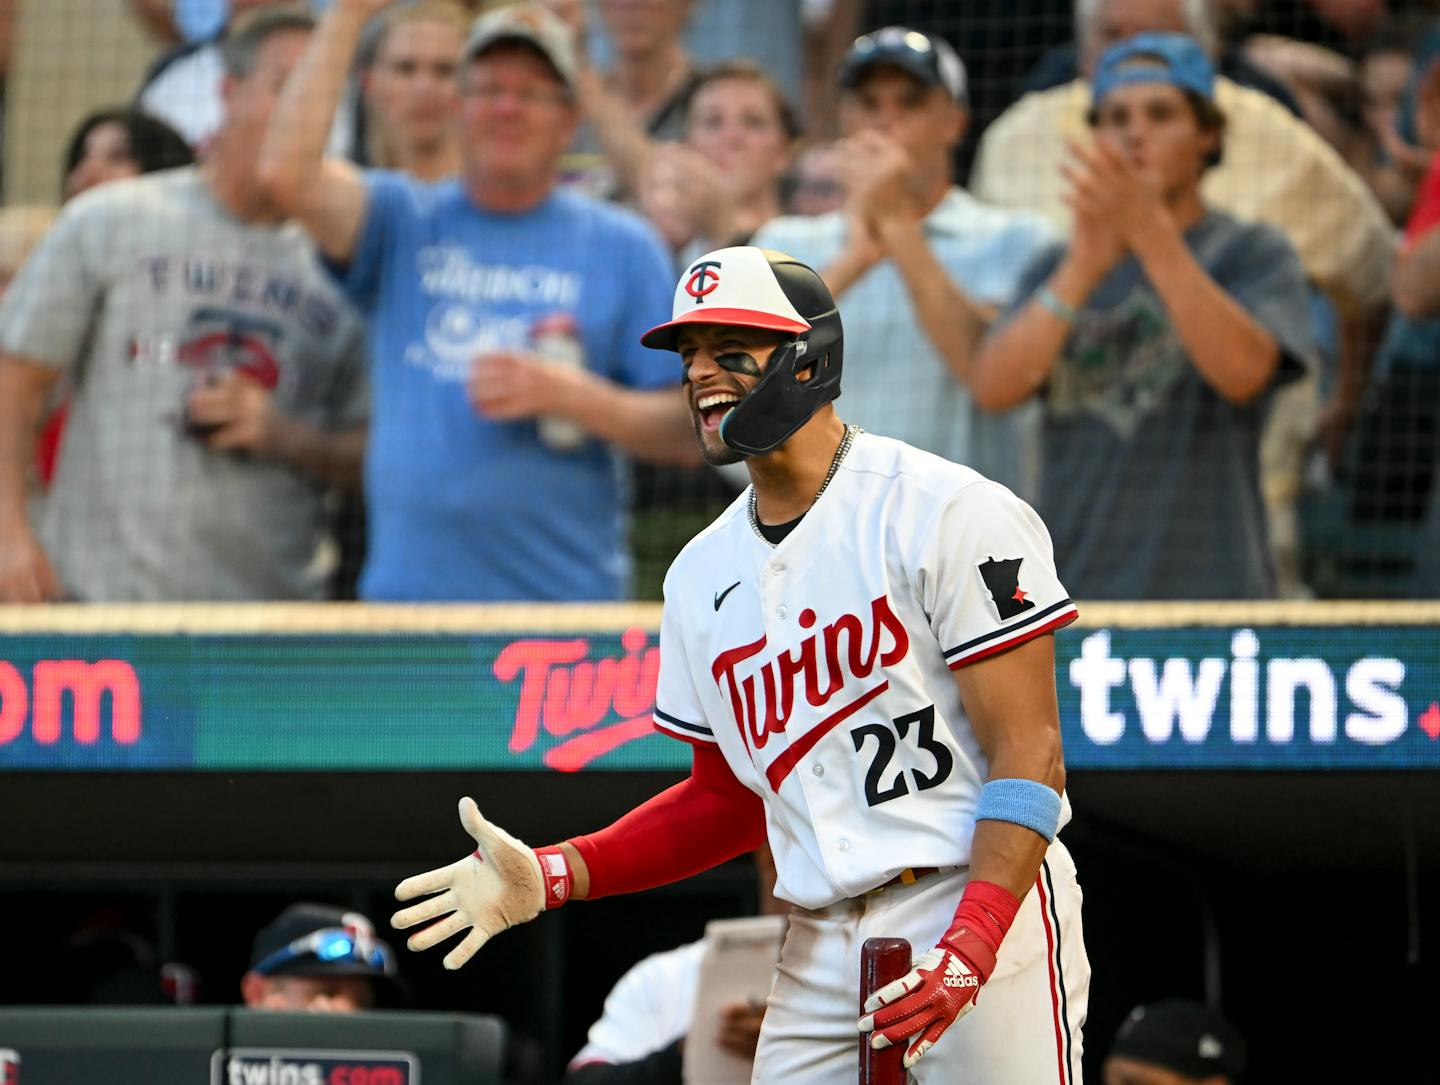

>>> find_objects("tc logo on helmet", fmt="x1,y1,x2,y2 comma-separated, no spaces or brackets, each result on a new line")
685,260,723,304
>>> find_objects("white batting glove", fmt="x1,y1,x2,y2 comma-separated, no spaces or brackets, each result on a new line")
391,797,545,970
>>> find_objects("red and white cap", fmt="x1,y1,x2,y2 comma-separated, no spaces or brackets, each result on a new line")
641,247,813,351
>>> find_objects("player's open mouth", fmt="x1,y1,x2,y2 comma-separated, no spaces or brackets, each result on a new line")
696,390,742,433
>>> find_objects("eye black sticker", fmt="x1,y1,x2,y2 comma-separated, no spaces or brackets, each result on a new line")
715,352,762,376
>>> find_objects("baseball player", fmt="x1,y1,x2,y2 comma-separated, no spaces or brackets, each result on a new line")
393,247,1090,1084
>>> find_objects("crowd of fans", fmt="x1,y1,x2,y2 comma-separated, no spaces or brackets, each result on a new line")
0,0,1437,606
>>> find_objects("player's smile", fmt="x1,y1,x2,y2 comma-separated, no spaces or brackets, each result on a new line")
680,338,772,439
694,387,743,433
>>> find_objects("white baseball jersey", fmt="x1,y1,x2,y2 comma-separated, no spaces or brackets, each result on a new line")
653,433,1078,910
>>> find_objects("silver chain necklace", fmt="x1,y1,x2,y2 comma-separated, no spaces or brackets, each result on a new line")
747,425,861,546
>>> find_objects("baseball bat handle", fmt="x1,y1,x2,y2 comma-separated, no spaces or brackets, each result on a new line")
859,936,912,1085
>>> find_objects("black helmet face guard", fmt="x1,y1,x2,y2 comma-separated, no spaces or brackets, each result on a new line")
720,310,843,456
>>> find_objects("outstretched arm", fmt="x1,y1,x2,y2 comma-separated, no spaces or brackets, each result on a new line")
564,742,765,899
258,0,386,261
393,744,765,968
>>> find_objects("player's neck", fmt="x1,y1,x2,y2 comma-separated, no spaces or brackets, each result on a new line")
747,412,849,526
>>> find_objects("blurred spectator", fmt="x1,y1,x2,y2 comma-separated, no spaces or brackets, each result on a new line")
1219,0,1393,58
784,140,845,216
638,61,800,259
853,0,1079,181
1394,153,1440,319
243,902,401,1012
1021,0,1304,115
61,109,195,202
353,0,464,177
753,26,1055,494
1340,55,1440,543
583,0,807,105
261,1,694,602
1396,20,1440,154
971,0,1397,590
1230,7,1440,176
135,0,280,148
973,0,1395,322
1371,140,1440,596
564,848,785,1084
561,0,700,201
1103,998,1246,1085
971,33,1315,600
0,206,54,298
130,0,340,43
0,6,367,604
37,110,197,493
1354,17,1434,224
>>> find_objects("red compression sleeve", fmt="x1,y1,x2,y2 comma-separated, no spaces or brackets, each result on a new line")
569,744,766,900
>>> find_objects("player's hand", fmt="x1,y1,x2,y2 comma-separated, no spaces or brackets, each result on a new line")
0,526,62,603
468,350,585,422
857,926,997,1069
716,999,766,1060
185,371,282,457
392,797,546,971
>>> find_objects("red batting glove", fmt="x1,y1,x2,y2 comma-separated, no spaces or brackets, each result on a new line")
857,880,1020,1068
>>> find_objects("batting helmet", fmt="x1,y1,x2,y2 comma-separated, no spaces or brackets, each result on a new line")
641,246,843,456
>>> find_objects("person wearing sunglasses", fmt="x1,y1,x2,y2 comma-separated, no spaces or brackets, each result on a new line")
241,902,401,1012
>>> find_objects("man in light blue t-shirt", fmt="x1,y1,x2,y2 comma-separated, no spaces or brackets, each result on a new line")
260,0,696,601
754,26,1055,494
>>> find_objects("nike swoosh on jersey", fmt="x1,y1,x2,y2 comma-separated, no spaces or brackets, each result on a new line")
713,581,741,611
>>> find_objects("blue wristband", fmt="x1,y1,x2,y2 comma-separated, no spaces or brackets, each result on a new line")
974,778,1062,842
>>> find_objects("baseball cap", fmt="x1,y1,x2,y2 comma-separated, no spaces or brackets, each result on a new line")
1091,32,1215,108
249,903,398,985
462,2,577,93
641,247,814,351
838,26,967,105
1109,999,1247,1081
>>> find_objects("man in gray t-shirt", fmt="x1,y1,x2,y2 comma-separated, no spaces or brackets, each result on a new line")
971,33,1314,600
0,8,366,603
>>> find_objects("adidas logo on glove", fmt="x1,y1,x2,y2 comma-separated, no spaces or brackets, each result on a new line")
943,955,978,989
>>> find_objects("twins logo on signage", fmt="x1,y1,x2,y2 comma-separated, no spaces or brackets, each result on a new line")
492,628,661,771
211,1049,417,1085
